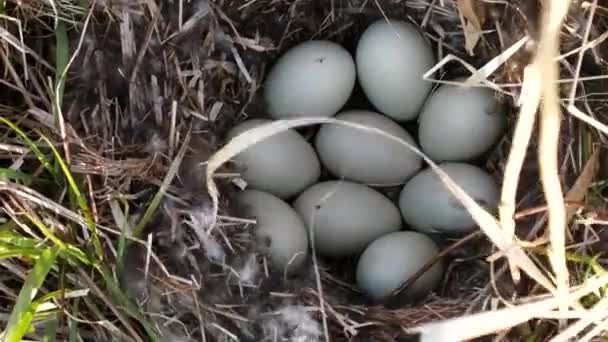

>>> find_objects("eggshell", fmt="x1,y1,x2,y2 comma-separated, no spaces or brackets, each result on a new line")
293,181,402,258
398,163,500,234
418,82,507,161
227,119,321,199
235,190,309,274
356,19,436,122
356,231,443,301
264,40,356,119
314,110,422,185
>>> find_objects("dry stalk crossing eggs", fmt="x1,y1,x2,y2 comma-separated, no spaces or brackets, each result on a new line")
227,119,321,199
398,163,500,234
293,181,402,258
356,231,443,301
418,82,507,161
235,190,309,274
314,110,422,185
264,40,356,119
356,19,436,122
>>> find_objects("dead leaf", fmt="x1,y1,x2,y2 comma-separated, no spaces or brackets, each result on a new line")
463,21,483,55
531,148,600,244
457,0,486,55
565,148,600,221
457,0,485,29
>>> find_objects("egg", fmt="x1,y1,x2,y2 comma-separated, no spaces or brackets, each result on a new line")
356,231,443,301
264,40,356,119
356,19,436,122
314,110,422,185
418,82,507,161
398,163,500,234
227,119,321,199
235,189,309,274
292,181,402,258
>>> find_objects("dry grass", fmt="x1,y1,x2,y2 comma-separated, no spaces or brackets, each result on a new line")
1,0,608,341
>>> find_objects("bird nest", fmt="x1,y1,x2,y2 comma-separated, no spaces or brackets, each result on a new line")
1,0,608,341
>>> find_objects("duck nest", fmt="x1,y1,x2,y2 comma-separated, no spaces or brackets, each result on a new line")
2,0,608,341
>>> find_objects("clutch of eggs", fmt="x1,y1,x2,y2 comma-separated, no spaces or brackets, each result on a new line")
224,19,509,305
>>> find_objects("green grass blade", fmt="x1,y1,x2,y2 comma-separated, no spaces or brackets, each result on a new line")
42,315,58,342
35,288,85,305
24,214,92,266
565,251,608,277
0,167,51,184
0,249,42,259
134,132,190,237
38,133,102,261
54,22,69,111
582,127,593,161
4,246,60,342
0,118,59,182
0,219,17,232
68,300,80,342
0,230,44,259
0,231,40,248
109,199,131,268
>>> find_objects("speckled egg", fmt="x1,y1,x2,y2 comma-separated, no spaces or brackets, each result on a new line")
293,181,402,258
356,19,436,121
315,110,422,186
356,231,443,301
235,189,309,274
264,40,356,119
418,82,507,161
227,119,321,199
398,163,500,234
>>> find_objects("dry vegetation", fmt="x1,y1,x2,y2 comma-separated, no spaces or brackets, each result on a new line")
1,0,608,341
